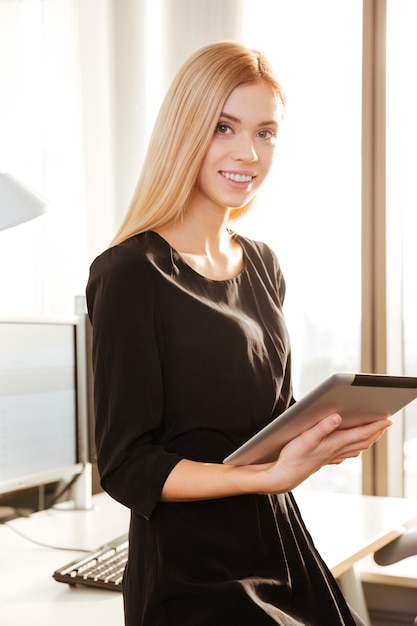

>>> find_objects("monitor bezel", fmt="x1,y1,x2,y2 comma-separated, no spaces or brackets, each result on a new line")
0,315,89,498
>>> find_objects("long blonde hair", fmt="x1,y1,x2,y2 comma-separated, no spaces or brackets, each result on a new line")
111,41,286,247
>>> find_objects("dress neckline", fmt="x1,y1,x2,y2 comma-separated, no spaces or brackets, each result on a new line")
149,230,247,284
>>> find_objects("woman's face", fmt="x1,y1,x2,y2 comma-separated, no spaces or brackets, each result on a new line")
193,80,282,214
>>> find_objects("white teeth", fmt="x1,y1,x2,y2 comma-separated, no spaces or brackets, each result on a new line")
222,172,252,183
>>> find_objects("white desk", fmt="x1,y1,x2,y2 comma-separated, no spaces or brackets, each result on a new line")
294,489,417,623
1,490,417,626
294,489,417,578
0,493,129,626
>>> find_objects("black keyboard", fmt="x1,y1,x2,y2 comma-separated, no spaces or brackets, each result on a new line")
53,533,128,591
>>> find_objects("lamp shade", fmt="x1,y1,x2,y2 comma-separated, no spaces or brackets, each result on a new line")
0,172,47,231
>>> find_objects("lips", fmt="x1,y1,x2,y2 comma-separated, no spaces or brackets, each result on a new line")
220,171,254,183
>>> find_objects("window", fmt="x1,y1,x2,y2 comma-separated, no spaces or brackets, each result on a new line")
386,0,417,498
240,0,363,492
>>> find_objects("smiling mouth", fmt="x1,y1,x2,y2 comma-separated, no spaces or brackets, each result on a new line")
221,172,253,183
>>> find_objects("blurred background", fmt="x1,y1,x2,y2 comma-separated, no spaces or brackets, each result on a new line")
0,0,416,500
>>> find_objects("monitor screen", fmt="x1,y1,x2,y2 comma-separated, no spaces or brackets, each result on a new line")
0,318,84,495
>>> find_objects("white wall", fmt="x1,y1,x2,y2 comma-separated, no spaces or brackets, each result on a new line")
79,0,244,262
76,0,117,262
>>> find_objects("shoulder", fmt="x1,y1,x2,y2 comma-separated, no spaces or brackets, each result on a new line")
238,234,278,262
86,232,169,314
87,232,174,295
233,232,282,276
89,231,167,278
232,232,286,303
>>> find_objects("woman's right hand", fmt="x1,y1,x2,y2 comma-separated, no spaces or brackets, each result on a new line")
260,413,392,493
160,413,392,503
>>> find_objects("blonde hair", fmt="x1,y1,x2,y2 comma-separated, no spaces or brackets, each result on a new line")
111,41,286,246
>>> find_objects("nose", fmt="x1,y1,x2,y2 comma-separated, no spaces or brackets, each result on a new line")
232,133,258,162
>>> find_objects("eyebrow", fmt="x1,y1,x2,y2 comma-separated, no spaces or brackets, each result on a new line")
220,112,278,127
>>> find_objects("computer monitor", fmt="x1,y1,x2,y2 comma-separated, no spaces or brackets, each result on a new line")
0,315,91,508
84,312,97,465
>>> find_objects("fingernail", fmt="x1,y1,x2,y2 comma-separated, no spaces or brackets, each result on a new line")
330,414,342,425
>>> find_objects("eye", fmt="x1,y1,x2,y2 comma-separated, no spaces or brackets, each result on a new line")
257,128,277,143
216,122,233,135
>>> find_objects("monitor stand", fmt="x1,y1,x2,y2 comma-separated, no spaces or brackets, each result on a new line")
53,463,93,511
72,462,93,510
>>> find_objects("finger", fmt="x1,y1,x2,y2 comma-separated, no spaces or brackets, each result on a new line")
275,413,343,468
335,418,392,448
310,413,343,438
291,413,342,453
330,449,362,463
328,423,392,463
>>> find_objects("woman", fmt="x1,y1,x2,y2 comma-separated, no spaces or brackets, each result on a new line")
86,41,390,625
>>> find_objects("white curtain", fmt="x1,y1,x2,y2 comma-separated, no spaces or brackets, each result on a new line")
0,0,88,317
0,0,244,318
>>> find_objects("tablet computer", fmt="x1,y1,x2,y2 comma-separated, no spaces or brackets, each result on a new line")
223,372,417,465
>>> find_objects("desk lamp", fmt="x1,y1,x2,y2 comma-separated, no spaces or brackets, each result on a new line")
0,171,46,522
0,178,92,513
0,170,46,231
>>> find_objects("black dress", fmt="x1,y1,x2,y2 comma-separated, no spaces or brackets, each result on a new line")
86,231,358,626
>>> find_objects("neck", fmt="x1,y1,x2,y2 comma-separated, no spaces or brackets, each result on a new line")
154,206,243,281
157,205,232,256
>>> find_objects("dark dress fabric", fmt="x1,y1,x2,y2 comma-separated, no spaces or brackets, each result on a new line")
86,231,357,626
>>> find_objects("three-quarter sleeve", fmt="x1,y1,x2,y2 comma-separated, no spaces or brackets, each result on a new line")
86,244,182,520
